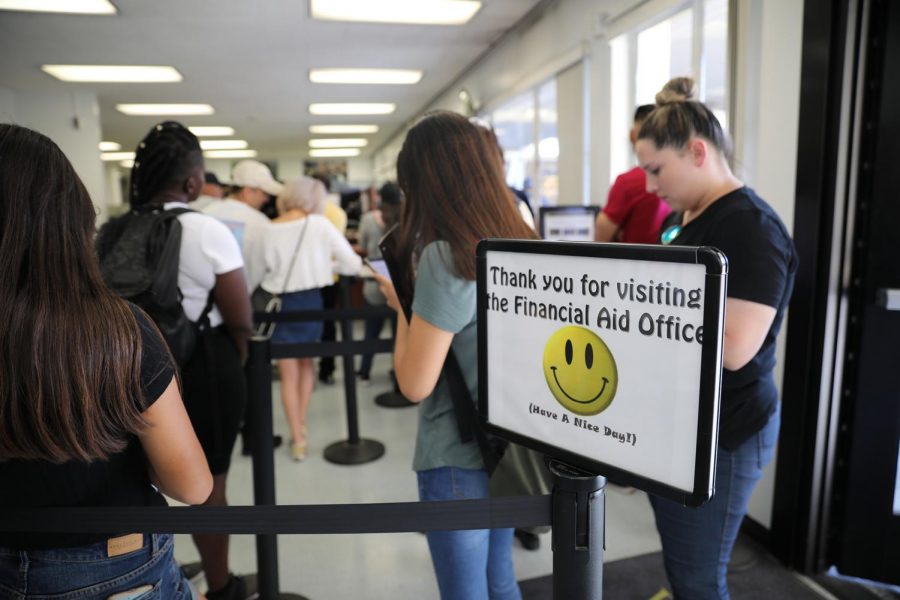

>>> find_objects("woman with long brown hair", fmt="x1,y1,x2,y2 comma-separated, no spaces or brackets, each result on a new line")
375,111,537,600
0,125,212,597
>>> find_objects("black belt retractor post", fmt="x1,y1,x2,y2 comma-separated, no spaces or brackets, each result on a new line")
322,277,386,465
248,336,308,600
549,459,606,600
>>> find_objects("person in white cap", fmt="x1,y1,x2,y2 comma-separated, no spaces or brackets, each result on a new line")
204,160,285,458
203,160,282,294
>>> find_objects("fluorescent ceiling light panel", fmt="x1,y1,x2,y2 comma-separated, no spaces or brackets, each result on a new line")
204,149,258,159
189,126,236,137
309,148,361,158
309,124,379,134
310,0,480,25
309,103,395,115
309,138,368,148
116,104,215,116
120,160,134,169
42,65,181,83
98,141,121,151
199,139,249,150
101,151,135,161
309,68,422,85
0,0,116,14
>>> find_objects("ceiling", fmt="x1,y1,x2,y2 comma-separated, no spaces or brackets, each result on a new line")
0,0,546,158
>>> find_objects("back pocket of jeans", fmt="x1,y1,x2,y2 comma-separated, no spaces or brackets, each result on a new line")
107,583,158,600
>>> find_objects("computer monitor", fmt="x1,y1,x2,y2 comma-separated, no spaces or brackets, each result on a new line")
539,206,600,241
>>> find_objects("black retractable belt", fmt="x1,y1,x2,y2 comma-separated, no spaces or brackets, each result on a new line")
0,497,551,535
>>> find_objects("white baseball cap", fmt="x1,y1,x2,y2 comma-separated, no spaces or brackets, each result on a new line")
231,160,284,196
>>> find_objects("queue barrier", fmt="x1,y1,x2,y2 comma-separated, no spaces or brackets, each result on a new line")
248,275,607,599
1,278,607,599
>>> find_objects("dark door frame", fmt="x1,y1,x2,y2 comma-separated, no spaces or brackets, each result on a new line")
770,0,864,573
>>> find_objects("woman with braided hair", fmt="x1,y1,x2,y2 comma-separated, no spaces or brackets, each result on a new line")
104,121,256,600
0,124,211,597
636,78,797,599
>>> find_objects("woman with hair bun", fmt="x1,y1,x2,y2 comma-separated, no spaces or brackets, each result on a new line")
636,77,798,599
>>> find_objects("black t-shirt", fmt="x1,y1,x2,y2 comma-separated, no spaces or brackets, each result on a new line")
0,304,176,549
670,187,797,449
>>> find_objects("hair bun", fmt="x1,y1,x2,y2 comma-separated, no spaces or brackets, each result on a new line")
655,77,696,105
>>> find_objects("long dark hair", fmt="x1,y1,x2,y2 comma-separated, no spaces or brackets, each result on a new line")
395,111,537,294
0,124,149,463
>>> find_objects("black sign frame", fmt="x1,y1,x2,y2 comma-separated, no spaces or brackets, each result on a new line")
476,239,727,506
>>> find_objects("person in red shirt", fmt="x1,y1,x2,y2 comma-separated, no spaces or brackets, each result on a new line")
595,105,672,243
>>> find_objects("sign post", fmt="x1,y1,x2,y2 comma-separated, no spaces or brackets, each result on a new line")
478,240,726,598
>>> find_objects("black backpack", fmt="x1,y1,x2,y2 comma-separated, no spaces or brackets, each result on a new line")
96,207,210,367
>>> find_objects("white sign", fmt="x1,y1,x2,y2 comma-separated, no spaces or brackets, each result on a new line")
480,243,724,500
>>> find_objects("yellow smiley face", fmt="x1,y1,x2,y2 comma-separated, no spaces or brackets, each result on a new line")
542,325,618,416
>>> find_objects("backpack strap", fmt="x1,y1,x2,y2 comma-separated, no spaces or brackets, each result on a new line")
443,349,503,474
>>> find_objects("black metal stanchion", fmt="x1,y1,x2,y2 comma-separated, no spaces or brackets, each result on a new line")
248,337,307,600
549,459,606,600
375,318,415,408
323,278,386,465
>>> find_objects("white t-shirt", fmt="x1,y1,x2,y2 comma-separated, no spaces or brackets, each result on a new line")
203,198,270,292
259,214,362,294
164,202,244,327
189,195,218,211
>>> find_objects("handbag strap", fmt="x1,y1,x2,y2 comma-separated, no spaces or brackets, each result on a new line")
279,217,310,295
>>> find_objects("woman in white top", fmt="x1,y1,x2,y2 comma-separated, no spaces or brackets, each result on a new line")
259,177,362,460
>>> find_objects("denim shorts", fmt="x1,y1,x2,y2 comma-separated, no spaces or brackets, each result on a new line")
0,533,194,599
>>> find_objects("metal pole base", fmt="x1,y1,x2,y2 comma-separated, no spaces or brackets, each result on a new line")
323,439,385,464
374,390,415,408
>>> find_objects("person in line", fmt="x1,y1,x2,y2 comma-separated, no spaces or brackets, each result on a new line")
596,104,672,243
635,77,797,599
0,124,212,598
124,122,256,600
204,159,282,295
310,173,348,386
355,181,402,383
374,111,537,600
190,171,225,210
204,160,285,457
258,176,362,461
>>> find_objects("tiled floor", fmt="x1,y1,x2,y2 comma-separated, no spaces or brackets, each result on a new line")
173,351,662,598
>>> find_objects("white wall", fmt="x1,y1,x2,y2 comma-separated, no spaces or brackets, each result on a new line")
0,86,15,124
346,156,376,189
373,0,638,201
556,61,586,205
1,88,106,222
733,0,805,528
